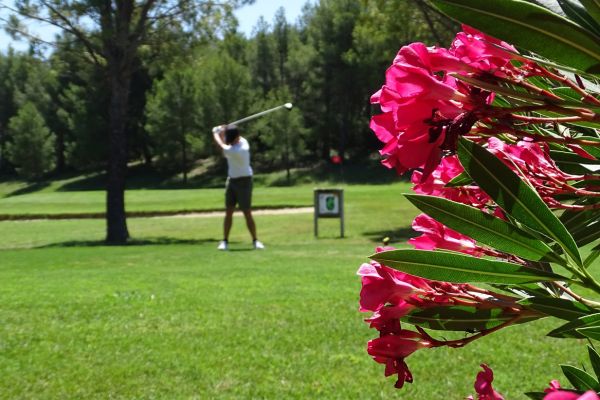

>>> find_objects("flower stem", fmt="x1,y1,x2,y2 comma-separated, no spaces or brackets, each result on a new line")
538,67,600,106
475,126,600,147
552,282,600,308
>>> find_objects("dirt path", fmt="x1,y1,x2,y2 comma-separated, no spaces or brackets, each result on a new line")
1,207,315,222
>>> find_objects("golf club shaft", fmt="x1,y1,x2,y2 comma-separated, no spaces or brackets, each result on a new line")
229,103,291,125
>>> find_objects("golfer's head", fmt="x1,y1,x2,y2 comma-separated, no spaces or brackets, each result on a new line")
225,124,240,145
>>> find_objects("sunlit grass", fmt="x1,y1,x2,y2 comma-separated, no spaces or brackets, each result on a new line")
0,183,596,399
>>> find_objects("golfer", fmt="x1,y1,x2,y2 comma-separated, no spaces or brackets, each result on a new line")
212,124,265,251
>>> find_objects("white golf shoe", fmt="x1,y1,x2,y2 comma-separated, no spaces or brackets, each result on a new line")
253,240,265,250
217,240,229,251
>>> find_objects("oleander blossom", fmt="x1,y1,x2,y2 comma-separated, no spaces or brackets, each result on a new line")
486,137,586,207
367,330,432,388
544,390,600,400
409,213,486,256
357,247,535,389
451,25,517,73
467,364,504,400
370,26,517,179
357,251,432,313
412,155,491,208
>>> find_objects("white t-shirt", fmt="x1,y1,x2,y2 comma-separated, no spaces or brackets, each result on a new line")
223,137,253,178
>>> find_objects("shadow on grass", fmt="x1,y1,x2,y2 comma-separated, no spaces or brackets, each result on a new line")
4,181,51,197
35,237,218,249
56,161,228,191
363,226,417,244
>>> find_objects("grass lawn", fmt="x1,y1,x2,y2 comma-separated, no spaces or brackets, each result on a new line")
0,182,597,398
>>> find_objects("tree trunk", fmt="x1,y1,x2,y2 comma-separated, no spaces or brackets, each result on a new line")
105,67,131,244
181,138,187,185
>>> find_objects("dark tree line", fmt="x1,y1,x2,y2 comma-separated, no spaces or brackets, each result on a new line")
0,0,456,243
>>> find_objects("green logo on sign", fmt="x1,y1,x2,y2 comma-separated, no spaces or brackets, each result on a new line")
326,196,335,211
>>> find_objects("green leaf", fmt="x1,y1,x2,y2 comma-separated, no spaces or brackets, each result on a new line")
402,305,538,331
582,143,600,159
405,194,560,263
457,137,582,266
561,364,600,391
519,297,595,320
580,0,600,25
578,326,600,340
562,203,599,231
370,249,569,284
445,171,473,187
431,0,600,73
588,345,600,381
548,313,600,338
558,0,600,37
551,150,600,175
572,216,600,247
585,246,600,268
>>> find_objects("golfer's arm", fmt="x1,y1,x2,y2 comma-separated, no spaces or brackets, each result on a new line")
212,129,230,151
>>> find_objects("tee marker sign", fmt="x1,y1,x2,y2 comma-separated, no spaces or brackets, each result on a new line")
314,189,344,238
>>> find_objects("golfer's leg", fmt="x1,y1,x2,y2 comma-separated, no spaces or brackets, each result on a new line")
242,209,257,241
224,178,237,241
224,207,235,240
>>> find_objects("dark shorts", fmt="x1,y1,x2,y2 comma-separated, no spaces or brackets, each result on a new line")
225,176,253,210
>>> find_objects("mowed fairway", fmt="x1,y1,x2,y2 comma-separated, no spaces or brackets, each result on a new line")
0,183,594,399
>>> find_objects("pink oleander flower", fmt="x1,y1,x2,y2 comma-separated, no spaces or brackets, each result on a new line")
486,137,584,204
409,213,485,256
369,41,485,178
412,155,491,208
370,27,524,180
393,41,475,76
357,260,430,312
365,303,416,333
545,391,600,400
370,68,464,177
469,364,504,400
545,380,562,393
451,25,517,73
367,330,432,389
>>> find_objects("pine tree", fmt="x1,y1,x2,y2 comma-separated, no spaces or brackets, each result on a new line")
6,102,55,179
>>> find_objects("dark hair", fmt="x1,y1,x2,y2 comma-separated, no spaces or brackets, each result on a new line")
225,124,240,145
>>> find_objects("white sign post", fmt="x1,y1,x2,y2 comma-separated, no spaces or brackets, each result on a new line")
314,189,344,238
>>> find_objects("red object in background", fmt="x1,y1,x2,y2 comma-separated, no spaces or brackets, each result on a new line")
331,155,342,164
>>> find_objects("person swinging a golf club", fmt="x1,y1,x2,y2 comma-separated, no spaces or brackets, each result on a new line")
212,124,265,251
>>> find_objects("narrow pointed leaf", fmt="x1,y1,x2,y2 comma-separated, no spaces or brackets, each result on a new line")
548,313,600,338
558,0,600,37
578,326,600,341
431,0,600,73
580,0,600,25
582,144,600,158
561,204,599,231
588,346,600,381
406,194,560,262
572,217,600,246
585,246,600,268
445,171,473,187
519,297,595,320
561,364,600,391
370,249,568,284
402,306,539,331
457,137,582,266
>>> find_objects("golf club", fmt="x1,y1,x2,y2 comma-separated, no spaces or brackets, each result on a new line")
229,102,293,125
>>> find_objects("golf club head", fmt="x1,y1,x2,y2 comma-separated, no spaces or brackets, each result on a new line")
284,102,293,110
